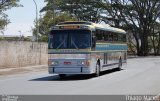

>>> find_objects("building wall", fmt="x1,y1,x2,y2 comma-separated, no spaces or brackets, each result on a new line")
0,41,48,68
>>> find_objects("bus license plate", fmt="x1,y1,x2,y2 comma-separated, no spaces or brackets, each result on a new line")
64,62,72,65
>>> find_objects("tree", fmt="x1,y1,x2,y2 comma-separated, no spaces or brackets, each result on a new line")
36,0,160,56
32,11,76,37
34,0,105,40
59,0,104,22
32,0,77,38
41,0,104,23
149,22,160,55
101,0,160,56
0,0,21,31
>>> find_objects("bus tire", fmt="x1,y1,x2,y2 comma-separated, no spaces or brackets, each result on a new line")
95,62,100,77
118,57,122,70
59,74,66,79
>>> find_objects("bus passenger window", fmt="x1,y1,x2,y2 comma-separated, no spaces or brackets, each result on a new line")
96,30,102,40
108,33,113,41
122,35,127,42
113,34,118,41
104,31,109,41
92,36,96,47
95,30,105,42
118,34,122,42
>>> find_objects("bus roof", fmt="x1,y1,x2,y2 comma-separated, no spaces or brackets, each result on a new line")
54,21,126,34
93,23,126,34
58,21,92,25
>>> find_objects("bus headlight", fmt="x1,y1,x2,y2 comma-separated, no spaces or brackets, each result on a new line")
48,60,59,66
77,60,90,66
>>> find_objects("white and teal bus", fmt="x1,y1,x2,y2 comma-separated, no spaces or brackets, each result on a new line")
48,21,127,78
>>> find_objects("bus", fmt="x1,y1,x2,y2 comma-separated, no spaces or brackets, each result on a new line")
48,21,127,78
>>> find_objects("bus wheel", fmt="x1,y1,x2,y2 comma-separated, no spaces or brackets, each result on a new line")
118,57,122,70
95,63,100,77
59,74,66,79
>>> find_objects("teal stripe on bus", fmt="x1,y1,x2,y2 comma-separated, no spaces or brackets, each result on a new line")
96,44,127,50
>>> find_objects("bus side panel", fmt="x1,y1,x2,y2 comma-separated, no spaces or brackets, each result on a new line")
90,51,127,72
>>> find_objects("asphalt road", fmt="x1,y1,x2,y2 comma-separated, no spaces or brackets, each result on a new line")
0,57,160,95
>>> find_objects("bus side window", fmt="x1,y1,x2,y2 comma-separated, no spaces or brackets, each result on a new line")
118,34,122,42
108,33,113,41
92,36,96,47
118,34,126,42
113,33,118,42
122,34,127,42
100,31,105,41
95,30,105,42
104,31,109,41
96,30,102,40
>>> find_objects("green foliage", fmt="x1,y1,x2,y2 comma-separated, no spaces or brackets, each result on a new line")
0,0,21,31
41,0,103,22
101,0,160,56
38,35,48,42
32,11,76,39
0,36,4,40
58,0,103,22
35,0,160,55
23,37,31,41
0,13,9,30
33,0,103,40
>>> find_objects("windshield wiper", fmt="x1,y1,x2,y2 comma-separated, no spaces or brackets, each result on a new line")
56,38,67,49
71,37,79,49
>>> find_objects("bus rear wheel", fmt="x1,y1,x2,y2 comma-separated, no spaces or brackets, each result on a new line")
95,63,100,77
118,57,122,70
59,74,66,79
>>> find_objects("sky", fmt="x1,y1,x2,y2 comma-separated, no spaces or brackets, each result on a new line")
2,0,46,37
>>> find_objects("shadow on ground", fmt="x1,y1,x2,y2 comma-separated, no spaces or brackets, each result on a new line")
30,68,123,81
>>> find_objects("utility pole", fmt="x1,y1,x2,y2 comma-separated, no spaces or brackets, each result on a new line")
32,0,41,65
53,0,55,26
32,0,39,41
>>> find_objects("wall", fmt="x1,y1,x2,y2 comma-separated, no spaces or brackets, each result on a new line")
0,41,48,68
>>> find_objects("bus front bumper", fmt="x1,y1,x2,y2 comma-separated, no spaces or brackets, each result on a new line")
48,66,93,74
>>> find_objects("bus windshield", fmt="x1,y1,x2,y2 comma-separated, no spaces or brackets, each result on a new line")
49,30,91,49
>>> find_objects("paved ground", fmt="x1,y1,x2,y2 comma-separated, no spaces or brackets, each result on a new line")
0,65,47,77
0,57,160,95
